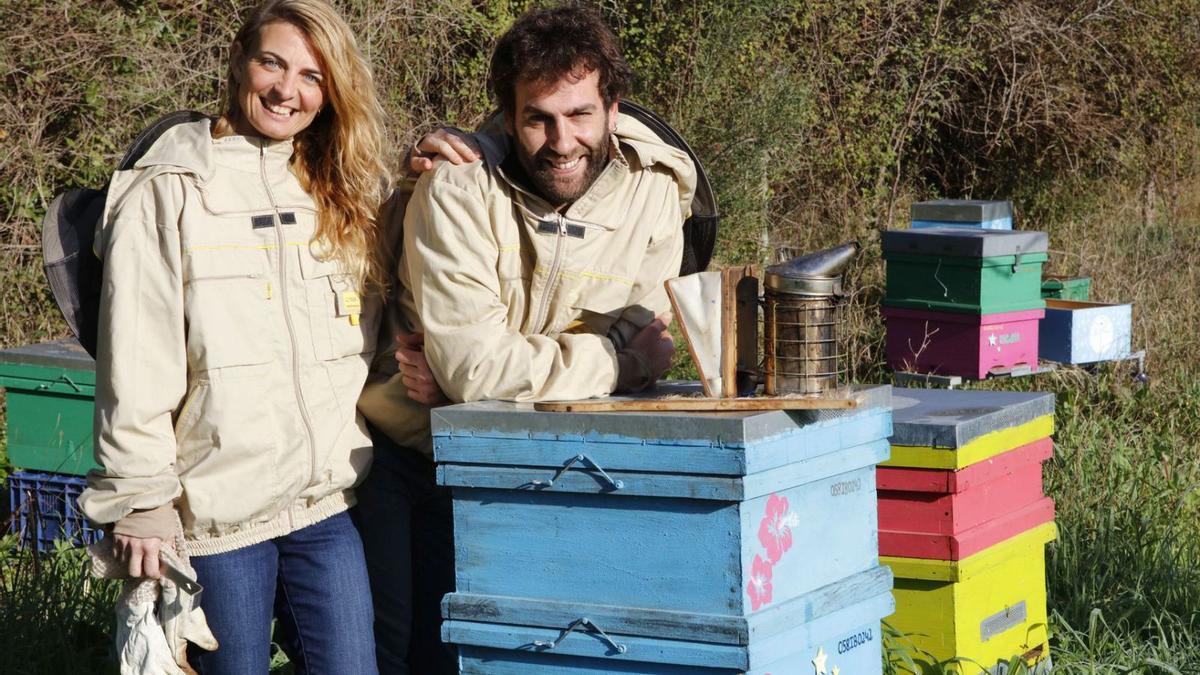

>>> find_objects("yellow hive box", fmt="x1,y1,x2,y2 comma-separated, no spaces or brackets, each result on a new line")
887,415,1054,471
882,523,1056,673
886,389,1056,471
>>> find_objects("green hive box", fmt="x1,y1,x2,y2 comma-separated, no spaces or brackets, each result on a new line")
1041,275,1092,301
0,340,99,475
882,228,1048,315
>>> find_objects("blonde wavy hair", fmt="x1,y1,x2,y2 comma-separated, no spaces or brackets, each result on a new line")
215,0,388,292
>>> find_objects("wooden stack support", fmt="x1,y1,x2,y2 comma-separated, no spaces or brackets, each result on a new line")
434,385,895,674
881,228,1049,380
878,389,1056,673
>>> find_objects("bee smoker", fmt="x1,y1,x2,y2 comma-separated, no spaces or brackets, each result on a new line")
761,242,859,396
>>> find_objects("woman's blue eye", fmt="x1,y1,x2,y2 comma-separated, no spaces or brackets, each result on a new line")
303,73,322,85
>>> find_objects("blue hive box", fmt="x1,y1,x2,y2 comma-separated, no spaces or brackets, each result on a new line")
434,384,894,673
911,200,1013,230
1039,299,1132,364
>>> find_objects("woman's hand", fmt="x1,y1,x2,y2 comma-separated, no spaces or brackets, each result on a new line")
395,333,449,405
113,533,163,579
407,128,481,174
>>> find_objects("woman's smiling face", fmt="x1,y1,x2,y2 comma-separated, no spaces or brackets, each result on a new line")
232,21,325,140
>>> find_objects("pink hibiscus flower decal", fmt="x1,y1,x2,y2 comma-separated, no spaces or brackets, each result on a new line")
758,493,798,564
746,554,774,610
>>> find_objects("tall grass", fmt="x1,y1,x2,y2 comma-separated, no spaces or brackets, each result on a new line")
0,537,120,674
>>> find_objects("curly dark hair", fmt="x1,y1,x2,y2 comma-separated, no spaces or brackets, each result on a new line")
488,3,632,116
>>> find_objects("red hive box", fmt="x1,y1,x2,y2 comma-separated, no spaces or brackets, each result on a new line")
878,438,1055,560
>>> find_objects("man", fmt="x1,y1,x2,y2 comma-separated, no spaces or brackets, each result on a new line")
355,4,695,672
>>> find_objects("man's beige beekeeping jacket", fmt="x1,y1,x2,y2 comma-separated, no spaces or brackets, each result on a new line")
358,112,694,455
78,119,376,556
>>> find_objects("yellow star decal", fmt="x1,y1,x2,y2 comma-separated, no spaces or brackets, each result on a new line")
812,646,828,674
832,667,841,675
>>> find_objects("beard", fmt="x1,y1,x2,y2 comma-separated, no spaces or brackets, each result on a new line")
516,129,611,206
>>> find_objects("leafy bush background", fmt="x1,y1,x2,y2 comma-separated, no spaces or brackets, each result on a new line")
2,1,1200,671
4,0,1197,366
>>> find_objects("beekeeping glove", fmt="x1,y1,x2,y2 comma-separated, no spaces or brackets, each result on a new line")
158,547,218,666
88,509,217,675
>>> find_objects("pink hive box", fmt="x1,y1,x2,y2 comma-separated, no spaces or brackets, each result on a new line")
877,438,1055,560
882,306,1044,379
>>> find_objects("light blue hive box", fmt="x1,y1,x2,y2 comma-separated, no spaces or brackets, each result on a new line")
434,383,895,674
911,199,1013,230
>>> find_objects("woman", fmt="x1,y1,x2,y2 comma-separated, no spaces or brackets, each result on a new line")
78,1,387,672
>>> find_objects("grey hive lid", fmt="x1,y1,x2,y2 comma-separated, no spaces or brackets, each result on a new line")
432,383,893,478
890,388,1055,449
911,200,1012,223
0,339,94,372
882,227,1048,258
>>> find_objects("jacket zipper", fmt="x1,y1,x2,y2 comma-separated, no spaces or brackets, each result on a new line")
531,212,568,334
259,142,320,486
188,273,263,283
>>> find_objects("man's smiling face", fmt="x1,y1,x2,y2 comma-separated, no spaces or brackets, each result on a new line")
506,68,618,207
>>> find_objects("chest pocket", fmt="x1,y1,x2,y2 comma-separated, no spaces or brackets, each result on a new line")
298,251,378,361
183,248,271,370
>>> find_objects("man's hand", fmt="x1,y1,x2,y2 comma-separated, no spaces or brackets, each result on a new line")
113,533,162,579
408,128,481,174
617,312,675,392
395,333,449,405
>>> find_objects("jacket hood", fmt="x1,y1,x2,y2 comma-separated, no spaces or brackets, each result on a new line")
474,110,697,220
131,118,216,180
101,118,305,236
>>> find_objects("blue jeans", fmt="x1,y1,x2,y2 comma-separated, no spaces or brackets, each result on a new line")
187,511,378,675
352,426,457,674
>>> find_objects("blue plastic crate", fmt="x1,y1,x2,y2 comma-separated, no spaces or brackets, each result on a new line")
7,470,103,552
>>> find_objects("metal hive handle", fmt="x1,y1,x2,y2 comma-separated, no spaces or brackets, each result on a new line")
530,454,624,490
532,617,628,654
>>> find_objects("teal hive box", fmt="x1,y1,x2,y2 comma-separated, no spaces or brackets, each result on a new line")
1040,275,1091,301
0,340,99,475
434,384,893,673
882,228,1048,315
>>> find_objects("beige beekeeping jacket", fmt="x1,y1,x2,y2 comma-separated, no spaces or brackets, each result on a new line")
78,118,376,556
358,113,694,455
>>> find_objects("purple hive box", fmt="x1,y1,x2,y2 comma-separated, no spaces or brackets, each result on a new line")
882,307,1044,379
